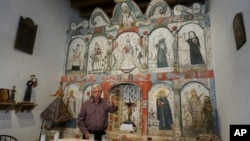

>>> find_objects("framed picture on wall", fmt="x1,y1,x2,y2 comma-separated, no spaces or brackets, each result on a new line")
233,12,246,50
0,88,10,103
14,16,38,55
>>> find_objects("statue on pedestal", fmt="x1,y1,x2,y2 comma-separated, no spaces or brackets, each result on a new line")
9,85,16,103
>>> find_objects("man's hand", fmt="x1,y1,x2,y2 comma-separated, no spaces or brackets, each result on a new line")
111,95,119,106
85,133,90,139
111,100,119,106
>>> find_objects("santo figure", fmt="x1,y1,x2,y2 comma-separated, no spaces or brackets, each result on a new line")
23,75,37,102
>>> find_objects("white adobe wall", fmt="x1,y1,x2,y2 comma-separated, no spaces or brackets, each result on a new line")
209,0,250,141
0,0,79,140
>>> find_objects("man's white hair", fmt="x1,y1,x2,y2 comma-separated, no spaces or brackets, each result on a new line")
91,83,102,91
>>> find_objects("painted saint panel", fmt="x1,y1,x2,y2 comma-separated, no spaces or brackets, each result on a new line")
66,37,86,72
178,23,206,70
63,84,82,118
181,82,212,136
148,82,174,136
87,36,109,74
148,27,174,73
111,32,145,74
112,1,143,27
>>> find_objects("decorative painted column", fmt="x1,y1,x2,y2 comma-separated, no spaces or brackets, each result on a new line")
173,80,182,140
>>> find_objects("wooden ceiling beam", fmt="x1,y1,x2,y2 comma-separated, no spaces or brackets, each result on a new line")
70,0,115,8
80,6,115,18
72,0,206,18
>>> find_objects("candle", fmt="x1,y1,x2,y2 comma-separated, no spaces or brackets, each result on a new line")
40,134,46,141
54,131,59,141
101,135,107,141
89,134,94,141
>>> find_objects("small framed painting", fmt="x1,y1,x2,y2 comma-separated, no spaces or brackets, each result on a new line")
0,88,10,103
14,16,38,54
233,13,246,50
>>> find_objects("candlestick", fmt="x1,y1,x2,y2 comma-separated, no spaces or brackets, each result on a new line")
40,134,46,141
54,131,59,141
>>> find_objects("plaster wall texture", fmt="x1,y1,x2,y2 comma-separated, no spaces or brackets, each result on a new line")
209,0,250,140
0,0,79,140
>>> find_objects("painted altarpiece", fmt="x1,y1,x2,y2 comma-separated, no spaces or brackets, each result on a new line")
58,0,218,140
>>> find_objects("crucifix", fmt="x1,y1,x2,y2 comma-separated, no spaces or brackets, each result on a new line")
121,84,140,127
